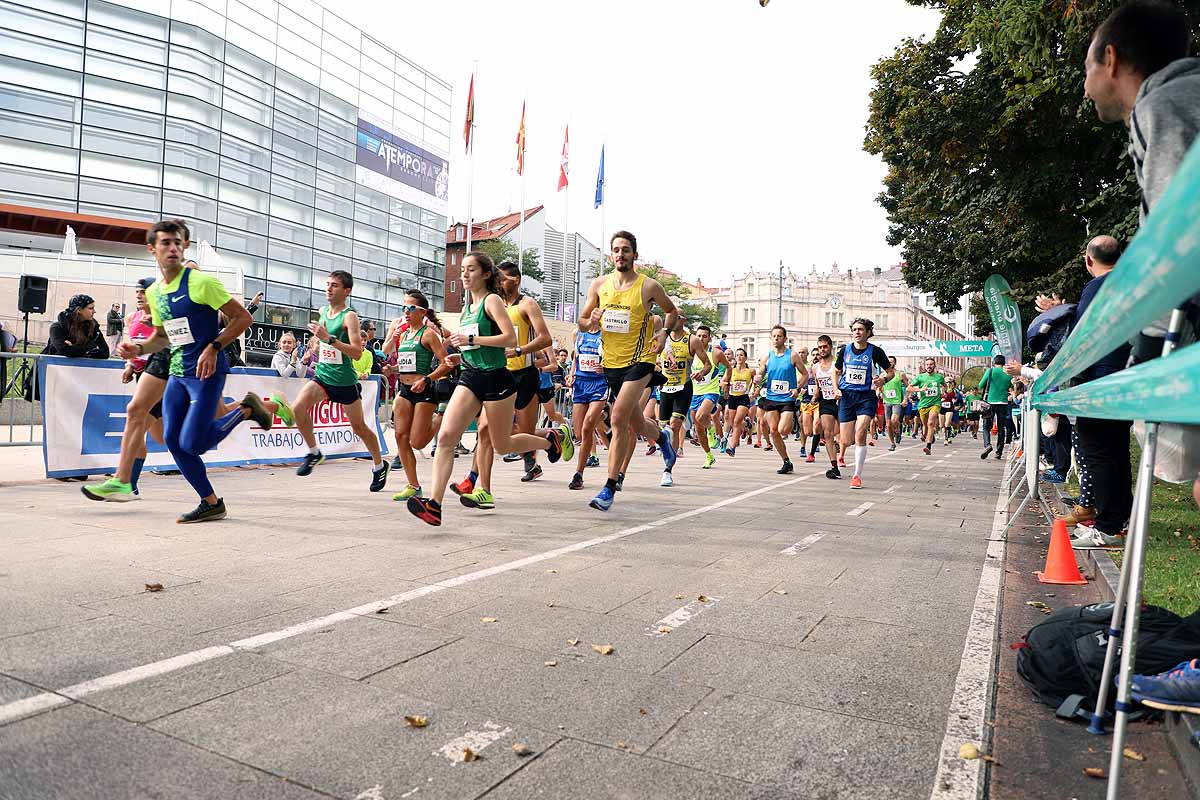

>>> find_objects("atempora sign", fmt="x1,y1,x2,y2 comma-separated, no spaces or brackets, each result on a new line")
355,113,449,215
872,339,998,358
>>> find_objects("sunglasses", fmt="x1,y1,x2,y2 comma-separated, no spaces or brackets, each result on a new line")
400,304,425,313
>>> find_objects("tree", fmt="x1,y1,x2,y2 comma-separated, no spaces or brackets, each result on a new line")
864,0,1200,326
474,238,543,283
592,259,723,332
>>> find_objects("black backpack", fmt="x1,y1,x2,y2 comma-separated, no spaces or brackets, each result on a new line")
1014,602,1200,719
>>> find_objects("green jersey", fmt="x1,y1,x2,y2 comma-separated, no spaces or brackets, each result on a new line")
964,390,981,410
396,324,434,376
459,294,506,371
910,372,945,410
692,350,722,395
314,306,358,387
881,373,905,405
978,367,1013,405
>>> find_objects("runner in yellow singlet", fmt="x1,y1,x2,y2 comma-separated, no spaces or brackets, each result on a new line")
721,348,755,456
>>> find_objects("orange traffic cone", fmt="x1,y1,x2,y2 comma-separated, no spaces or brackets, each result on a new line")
1036,519,1088,585
991,419,999,435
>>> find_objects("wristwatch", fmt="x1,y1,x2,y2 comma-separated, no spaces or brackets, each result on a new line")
468,334,475,345
514,345,522,356
208,340,222,352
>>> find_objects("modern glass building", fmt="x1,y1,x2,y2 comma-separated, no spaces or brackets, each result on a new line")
0,0,451,361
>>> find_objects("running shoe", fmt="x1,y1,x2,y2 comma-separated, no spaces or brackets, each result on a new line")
646,443,657,456
718,436,728,452
980,446,992,460
369,461,389,492
586,454,600,468
521,464,543,482
392,484,422,501
777,459,793,475
659,430,677,473
81,478,136,502
297,450,325,476
799,447,806,458
944,439,950,446
178,497,226,524
557,424,574,464
459,488,495,509
589,486,615,511
725,447,735,457
240,392,274,430
753,442,761,449
568,472,584,490
838,457,847,468
825,467,841,480
765,444,774,452
1042,469,1066,484
1070,528,1125,550
850,475,863,489
616,472,625,492
922,445,931,456
407,496,442,526
868,440,875,447
805,454,815,463
1129,659,1200,713
995,450,1003,460
390,455,403,472
454,443,472,456
269,392,295,427
703,451,716,469
660,471,673,487
888,443,896,452
450,474,475,496
502,452,523,463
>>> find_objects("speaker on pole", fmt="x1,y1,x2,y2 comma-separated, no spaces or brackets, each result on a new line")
17,275,48,314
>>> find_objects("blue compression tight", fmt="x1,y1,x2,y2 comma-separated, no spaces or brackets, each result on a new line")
161,374,245,499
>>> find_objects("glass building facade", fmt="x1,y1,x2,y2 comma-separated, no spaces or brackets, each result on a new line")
0,0,451,360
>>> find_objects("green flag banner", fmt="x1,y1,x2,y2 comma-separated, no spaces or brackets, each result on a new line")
1032,341,1200,424
1032,139,1200,396
983,274,1022,361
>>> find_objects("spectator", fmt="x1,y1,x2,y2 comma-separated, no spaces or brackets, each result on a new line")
977,354,1013,460
272,331,303,378
45,294,108,360
105,303,123,354
353,324,375,380
219,292,264,368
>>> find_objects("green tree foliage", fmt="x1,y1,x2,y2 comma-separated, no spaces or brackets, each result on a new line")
865,0,1200,335
474,238,544,283
591,259,723,332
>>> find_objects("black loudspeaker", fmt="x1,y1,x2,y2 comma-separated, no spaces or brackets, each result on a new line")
18,275,48,314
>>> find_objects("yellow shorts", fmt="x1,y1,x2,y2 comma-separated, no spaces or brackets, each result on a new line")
802,402,819,414
919,406,938,423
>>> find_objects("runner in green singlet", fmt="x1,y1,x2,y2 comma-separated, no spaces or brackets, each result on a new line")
879,357,907,451
906,357,945,456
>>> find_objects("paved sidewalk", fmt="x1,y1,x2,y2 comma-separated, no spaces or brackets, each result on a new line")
0,436,1003,799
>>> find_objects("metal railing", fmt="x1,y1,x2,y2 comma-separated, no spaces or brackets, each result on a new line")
1,351,48,447
0,249,242,294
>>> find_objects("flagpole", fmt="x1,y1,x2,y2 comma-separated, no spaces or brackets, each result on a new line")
465,62,477,255
517,98,526,278
600,140,606,281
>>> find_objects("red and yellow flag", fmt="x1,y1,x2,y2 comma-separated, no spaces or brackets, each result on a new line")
516,101,526,175
557,125,569,192
463,74,475,154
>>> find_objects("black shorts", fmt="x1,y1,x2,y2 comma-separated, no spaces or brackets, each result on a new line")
145,349,171,380
658,382,693,422
398,380,437,405
433,377,455,403
537,385,555,404
315,378,362,406
604,361,666,396
717,394,728,409
512,366,539,410
459,367,516,402
757,398,794,414
819,399,839,417
727,395,750,410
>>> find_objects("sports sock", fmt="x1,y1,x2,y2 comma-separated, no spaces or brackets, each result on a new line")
468,470,478,483
854,444,868,477
810,434,820,454
605,477,618,492
309,445,320,455
130,457,145,491
523,453,536,471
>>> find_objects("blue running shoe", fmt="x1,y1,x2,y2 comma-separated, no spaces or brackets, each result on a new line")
1130,659,1200,713
589,486,615,512
1042,470,1066,484
586,454,600,468
658,430,677,473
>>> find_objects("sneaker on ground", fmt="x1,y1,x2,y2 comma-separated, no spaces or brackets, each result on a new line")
659,431,677,473
1042,470,1066,483
703,451,716,469
615,472,625,492
502,452,523,463
888,443,896,452
296,451,325,476
1070,528,1125,550
1129,659,1200,714
269,392,294,427
178,497,226,524
240,392,274,430
390,455,403,471
392,485,421,501
586,454,600,468
799,447,806,458
407,496,442,526
725,447,735,457
454,443,471,456
589,486,615,512
568,472,584,490
660,471,673,487
777,460,793,475
369,461,389,492
995,450,1003,460
1060,505,1097,526
753,442,762,449
521,464,543,482
923,445,931,456
805,454,816,463
81,478,136,502
850,475,863,489
980,446,992,460
838,457,847,467
825,467,841,480
450,475,475,496
459,488,495,509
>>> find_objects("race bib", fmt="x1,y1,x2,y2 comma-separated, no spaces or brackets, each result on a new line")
601,308,630,334
846,366,867,385
459,323,479,351
732,380,748,394
661,383,685,394
883,388,898,402
817,376,835,399
319,342,342,364
579,353,602,373
923,386,939,398
941,401,952,410
397,349,417,373
164,317,194,347
770,379,789,395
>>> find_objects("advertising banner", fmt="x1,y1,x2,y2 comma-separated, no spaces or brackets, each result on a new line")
355,115,449,215
40,358,387,479
872,339,997,358
982,275,1022,362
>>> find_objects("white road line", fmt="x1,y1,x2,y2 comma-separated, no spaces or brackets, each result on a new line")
646,596,720,637
0,443,924,727
923,464,936,471
436,721,512,763
928,451,1012,800
909,473,920,480
779,534,824,556
882,485,900,495
846,502,874,517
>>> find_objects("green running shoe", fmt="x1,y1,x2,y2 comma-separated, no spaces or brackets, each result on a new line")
81,478,136,502
459,487,495,509
270,393,295,427
557,423,574,464
392,484,422,501
703,451,716,469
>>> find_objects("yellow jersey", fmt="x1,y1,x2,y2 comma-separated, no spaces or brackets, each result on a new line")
597,272,655,368
505,300,533,372
728,367,754,396
661,333,691,388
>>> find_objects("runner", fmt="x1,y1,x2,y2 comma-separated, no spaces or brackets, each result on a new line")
260,271,388,491
939,380,957,445
407,252,571,525
657,316,693,484
806,336,840,477
963,383,982,438
754,325,807,474
907,357,945,456
832,318,893,489
384,290,453,502
689,325,729,470
110,219,274,522
800,351,820,462
536,350,564,427
578,231,677,511
567,317,609,490
722,348,755,456
617,302,667,489
879,357,907,452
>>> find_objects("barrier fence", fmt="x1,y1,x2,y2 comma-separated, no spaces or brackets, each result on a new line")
1020,136,1200,799
0,351,45,447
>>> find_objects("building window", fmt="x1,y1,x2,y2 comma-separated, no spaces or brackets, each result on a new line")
718,303,729,325
746,282,754,296
449,280,457,293
741,337,755,361
743,307,755,323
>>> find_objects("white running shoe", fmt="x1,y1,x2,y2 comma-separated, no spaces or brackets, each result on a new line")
660,471,674,487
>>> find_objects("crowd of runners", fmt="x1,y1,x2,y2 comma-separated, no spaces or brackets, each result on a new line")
79,222,1021,526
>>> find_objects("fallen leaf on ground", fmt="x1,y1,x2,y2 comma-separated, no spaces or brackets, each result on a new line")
773,589,789,595
673,594,684,600
638,708,648,715
697,595,710,603
511,743,531,756
144,583,164,592
1084,767,1106,778
567,638,580,646
593,644,614,655
480,617,498,623
546,601,556,608
616,741,632,750
658,626,672,634
462,748,479,762
374,607,388,614
959,743,980,760
1122,748,1145,761
1025,601,1050,609
403,715,428,728
544,660,558,667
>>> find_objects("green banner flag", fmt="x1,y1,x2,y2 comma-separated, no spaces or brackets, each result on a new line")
1032,341,1200,424
1032,138,1200,396
983,275,1022,361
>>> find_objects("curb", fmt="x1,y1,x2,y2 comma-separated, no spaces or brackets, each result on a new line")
1053,484,1200,798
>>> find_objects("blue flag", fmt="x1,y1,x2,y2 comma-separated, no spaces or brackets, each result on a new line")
594,145,605,209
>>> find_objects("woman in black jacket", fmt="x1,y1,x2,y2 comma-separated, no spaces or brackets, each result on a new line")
45,294,109,360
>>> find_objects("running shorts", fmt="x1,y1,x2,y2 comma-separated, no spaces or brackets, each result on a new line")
658,382,693,421
459,367,516,403
603,361,665,396
919,405,938,423
884,403,903,420
537,385,555,404
727,395,750,410
838,389,878,423
433,377,455,403
967,412,980,421
802,401,819,414
818,399,839,417
573,376,609,405
511,366,539,411
315,377,362,406
690,392,721,413
757,398,794,414
145,349,171,380
398,380,437,405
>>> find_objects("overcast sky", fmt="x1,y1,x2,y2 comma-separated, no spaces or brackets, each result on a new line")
340,1,942,287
